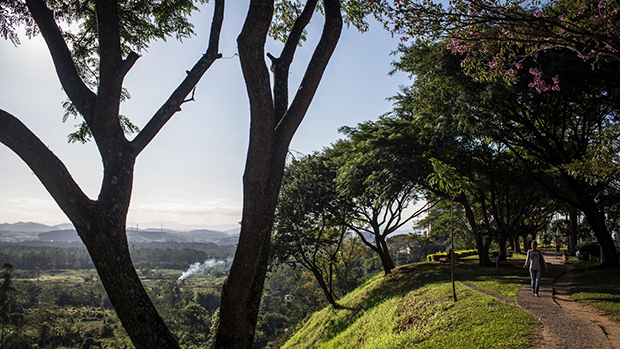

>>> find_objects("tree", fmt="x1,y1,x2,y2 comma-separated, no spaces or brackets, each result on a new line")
332,130,436,274
1,0,224,347
271,153,350,307
383,0,620,82
393,40,620,266
215,1,377,347
383,0,620,184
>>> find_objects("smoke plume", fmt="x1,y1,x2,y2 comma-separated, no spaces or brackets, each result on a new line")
178,259,226,281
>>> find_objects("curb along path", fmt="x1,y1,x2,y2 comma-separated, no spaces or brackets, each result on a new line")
516,250,618,349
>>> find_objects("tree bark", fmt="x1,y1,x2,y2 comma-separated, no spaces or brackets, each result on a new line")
376,237,395,275
569,207,578,255
309,266,337,307
474,235,492,266
564,175,619,266
79,218,179,349
1,0,225,347
498,235,507,262
215,0,342,347
216,146,288,348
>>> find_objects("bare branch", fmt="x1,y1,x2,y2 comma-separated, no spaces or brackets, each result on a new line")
0,109,93,222
275,0,343,146
271,0,319,121
132,0,224,154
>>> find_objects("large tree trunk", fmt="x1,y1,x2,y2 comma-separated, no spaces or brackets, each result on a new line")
565,175,619,266
510,235,518,254
80,222,179,349
580,203,618,266
74,157,181,349
522,234,529,252
498,235,507,262
216,147,288,348
569,207,578,255
215,0,342,346
475,234,493,267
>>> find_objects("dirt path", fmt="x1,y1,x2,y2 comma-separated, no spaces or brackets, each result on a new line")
516,250,620,349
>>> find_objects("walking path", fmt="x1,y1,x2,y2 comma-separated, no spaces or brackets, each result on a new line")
516,249,620,349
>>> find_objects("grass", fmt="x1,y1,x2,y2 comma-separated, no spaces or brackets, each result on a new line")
569,265,620,322
453,262,529,300
282,262,538,349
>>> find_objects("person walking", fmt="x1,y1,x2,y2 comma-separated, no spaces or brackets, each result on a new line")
524,241,546,297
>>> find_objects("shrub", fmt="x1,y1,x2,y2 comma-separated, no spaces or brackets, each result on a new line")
426,249,478,262
577,242,600,261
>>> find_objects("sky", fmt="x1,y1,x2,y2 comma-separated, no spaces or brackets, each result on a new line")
0,2,411,231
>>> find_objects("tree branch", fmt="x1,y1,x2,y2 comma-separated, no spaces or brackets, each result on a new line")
25,0,97,120
237,0,275,139
275,0,343,146
95,0,123,82
132,0,224,154
0,109,93,223
271,0,319,122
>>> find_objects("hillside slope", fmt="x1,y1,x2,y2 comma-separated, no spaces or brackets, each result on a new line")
283,263,538,349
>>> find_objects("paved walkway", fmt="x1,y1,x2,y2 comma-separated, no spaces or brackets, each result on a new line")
516,249,620,349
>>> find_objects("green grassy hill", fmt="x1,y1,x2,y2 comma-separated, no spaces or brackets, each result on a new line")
283,262,538,349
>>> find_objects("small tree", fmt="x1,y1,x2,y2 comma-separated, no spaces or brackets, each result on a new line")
272,153,350,307
331,135,436,275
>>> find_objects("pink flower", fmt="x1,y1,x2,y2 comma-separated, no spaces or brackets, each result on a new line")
489,61,497,68
534,11,542,18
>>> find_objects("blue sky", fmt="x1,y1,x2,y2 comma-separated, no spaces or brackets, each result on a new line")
0,2,410,230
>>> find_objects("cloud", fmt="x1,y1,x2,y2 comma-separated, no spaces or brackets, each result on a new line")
127,200,242,227
130,200,241,217
0,197,68,224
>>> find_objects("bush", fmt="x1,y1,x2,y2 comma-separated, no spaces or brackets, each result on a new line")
426,249,478,262
577,242,600,261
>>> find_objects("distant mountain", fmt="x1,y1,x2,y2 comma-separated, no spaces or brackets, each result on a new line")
0,221,238,244
127,229,188,242
0,222,73,233
217,234,239,245
223,227,241,236
186,229,229,242
137,221,239,232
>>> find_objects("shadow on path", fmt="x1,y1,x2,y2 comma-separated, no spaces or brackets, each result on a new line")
516,250,615,349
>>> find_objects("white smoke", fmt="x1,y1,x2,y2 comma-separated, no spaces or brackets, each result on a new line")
178,259,226,281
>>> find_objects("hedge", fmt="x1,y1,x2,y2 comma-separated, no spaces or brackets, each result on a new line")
426,249,478,262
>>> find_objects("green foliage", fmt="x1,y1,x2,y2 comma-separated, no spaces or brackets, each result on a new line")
576,242,601,260
272,152,352,304
269,0,377,43
382,0,620,83
0,262,16,336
